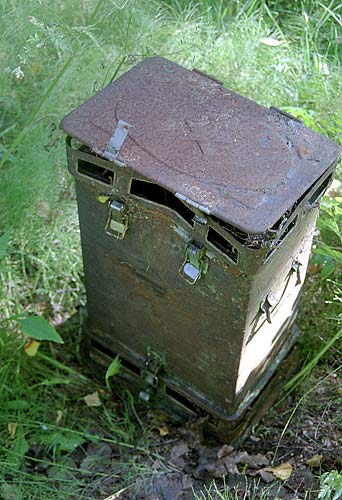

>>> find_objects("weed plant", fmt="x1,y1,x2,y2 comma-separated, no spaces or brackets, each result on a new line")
0,0,341,498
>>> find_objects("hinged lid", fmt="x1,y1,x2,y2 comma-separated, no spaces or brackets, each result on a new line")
61,57,340,233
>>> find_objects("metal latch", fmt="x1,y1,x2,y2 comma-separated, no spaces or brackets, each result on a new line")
105,199,129,239
138,349,165,402
180,241,209,285
260,292,277,324
290,260,302,285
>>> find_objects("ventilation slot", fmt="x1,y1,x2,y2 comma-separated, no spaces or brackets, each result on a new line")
265,217,297,261
78,159,114,185
297,173,332,211
277,216,297,244
165,386,200,414
271,209,292,232
130,179,194,226
210,215,249,244
90,340,141,375
309,175,332,205
207,227,239,264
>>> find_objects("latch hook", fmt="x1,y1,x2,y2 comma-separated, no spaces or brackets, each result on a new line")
260,292,277,324
138,349,165,403
105,199,129,239
179,241,209,285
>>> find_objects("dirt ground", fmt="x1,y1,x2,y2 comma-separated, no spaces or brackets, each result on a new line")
26,357,341,500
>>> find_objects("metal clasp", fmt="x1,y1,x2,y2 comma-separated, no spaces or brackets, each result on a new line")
260,292,277,324
105,199,129,239
138,349,165,402
291,259,302,285
180,241,209,284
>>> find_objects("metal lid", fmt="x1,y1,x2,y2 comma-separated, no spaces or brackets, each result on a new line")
61,57,340,233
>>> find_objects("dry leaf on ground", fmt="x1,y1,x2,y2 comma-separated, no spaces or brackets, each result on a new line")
83,391,102,407
306,454,323,468
36,201,51,222
170,441,189,461
268,462,293,481
217,444,234,459
56,410,63,425
24,339,40,356
158,425,169,436
261,37,284,46
8,422,18,440
258,469,275,483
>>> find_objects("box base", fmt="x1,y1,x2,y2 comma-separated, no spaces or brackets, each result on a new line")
80,324,300,444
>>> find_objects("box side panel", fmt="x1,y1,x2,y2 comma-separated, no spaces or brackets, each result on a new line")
235,205,319,405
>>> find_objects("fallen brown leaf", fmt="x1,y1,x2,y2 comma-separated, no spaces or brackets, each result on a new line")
258,469,275,483
217,444,234,459
261,37,284,46
238,452,269,469
24,339,40,357
170,441,190,469
306,454,323,468
223,456,240,475
84,391,102,407
170,441,189,461
36,201,51,223
269,462,293,480
182,474,193,489
8,422,18,440
157,425,169,437
56,410,63,425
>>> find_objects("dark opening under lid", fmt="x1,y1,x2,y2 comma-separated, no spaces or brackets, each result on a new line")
61,57,340,234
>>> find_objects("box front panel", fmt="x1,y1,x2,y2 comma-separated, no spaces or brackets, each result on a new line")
75,177,250,416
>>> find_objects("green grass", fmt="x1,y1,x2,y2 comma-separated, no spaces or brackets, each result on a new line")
0,0,341,498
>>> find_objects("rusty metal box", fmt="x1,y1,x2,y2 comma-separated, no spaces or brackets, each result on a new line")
61,57,340,440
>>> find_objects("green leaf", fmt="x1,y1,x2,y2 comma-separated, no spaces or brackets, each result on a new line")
105,355,121,392
36,431,85,452
0,229,11,261
18,316,64,344
1,400,30,410
320,260,335,279
6,431,29,467
313,245,342,261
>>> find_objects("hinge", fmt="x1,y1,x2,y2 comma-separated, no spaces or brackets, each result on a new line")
179,241,209,285
138,348,165,402
103,119,133,165
105,199,129,239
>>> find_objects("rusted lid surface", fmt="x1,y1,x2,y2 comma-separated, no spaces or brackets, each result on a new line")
61,57,340,233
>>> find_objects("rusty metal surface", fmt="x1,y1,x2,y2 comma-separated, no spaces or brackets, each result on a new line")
68,141,324,419
61,56,340,233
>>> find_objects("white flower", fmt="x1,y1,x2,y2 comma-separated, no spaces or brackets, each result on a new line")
12,66,24,79
28,16,44,27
